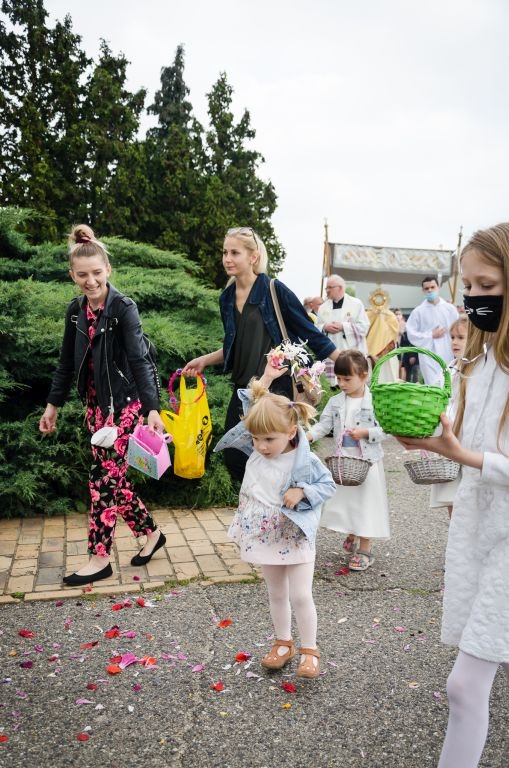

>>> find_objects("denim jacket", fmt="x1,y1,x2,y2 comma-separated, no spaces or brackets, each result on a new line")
214,388,336,542
307,386,385,463
219,274,336,374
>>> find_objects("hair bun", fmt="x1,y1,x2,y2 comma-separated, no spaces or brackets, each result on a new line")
69,224,95,245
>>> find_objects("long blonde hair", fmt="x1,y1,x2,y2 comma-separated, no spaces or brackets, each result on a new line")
243,379,315,435
454,223,509,447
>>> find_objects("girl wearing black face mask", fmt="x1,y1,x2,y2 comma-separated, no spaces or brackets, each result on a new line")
396,222,509,768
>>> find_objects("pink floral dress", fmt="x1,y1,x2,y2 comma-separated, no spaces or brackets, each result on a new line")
85,303,156,556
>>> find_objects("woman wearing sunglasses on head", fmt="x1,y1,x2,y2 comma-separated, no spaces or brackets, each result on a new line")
183,226,339,480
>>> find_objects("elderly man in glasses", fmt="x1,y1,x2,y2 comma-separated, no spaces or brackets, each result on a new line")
316,276,370,386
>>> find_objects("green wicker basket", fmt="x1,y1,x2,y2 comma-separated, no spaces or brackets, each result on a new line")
371,347,451,437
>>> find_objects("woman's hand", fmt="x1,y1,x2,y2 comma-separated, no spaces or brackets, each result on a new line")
182,356,207,376
182,348,224,376
396,413,483,469
283,487,305,509
39,404,58,433
147,410,166,434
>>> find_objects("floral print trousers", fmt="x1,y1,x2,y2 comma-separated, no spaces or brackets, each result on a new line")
86,397,157,556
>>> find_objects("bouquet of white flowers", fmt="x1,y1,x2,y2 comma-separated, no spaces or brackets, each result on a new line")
268,340,326,406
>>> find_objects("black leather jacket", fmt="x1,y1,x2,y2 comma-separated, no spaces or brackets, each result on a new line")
47,284,159,416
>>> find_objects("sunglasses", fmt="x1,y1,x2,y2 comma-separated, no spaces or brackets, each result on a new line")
227,226,259,248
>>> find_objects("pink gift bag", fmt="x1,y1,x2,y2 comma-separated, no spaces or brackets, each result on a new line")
127,425,172,479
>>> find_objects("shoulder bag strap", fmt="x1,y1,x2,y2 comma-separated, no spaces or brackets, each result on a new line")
269,279,290,342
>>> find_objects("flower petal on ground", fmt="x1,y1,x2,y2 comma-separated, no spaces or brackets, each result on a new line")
104,627,121,639
234,652,252,663
211,681,225,691
281,682,297,693
216,618,233,629
18,630,34,639
119,653,138,669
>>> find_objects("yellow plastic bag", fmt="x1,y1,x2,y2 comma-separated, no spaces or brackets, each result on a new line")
160,371,212,479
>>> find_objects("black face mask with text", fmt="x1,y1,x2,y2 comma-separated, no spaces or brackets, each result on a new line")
463,294,504,332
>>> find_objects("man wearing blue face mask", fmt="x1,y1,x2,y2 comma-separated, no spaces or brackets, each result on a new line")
406,275,459,383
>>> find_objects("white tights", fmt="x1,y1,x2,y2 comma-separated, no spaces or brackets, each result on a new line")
261,562,317,648
438,650,509,768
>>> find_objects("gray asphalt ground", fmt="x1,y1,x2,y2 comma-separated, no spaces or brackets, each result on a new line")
1,439,508,768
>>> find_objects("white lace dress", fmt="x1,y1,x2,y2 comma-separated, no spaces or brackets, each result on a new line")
320,396,390,538
228,450,315,565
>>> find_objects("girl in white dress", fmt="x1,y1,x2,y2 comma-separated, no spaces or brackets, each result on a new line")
307,350,390,571
227,363,336,679
398,223,509,768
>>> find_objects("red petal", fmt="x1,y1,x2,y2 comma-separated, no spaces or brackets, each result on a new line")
107,664,121,675
47,656,59,662
111,604,124,611
234,652,252,663
136,598,145,607
79,641,99,649
76,733,90,741
86,683,97,690
281,682,297,693
335,568,350,576
110,655,122,664
216,618,233,629
211,681,225,691
104,626,121,639
18,630,35,638
0,735,8,743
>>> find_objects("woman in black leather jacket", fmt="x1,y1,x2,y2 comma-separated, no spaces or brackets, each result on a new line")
39,224,167,586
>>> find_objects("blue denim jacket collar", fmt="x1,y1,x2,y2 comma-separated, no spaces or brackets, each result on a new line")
219,274,335,374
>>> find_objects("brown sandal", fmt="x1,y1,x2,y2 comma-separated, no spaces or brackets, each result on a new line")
296,647,321,679
261,639,295,670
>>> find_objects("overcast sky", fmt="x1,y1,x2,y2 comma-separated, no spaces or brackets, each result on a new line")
45,0,509,302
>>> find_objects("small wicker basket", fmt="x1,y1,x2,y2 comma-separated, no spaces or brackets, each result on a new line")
325,455,371,486
371,346,451,437
404,456,460,485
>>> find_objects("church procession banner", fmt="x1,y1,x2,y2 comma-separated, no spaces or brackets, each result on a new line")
325,242,455,286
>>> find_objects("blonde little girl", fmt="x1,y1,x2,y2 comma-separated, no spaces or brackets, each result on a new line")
215,361,335,678
307,349,390,571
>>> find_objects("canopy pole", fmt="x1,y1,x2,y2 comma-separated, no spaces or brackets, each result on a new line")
448,225,463,304
320,218,329,297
